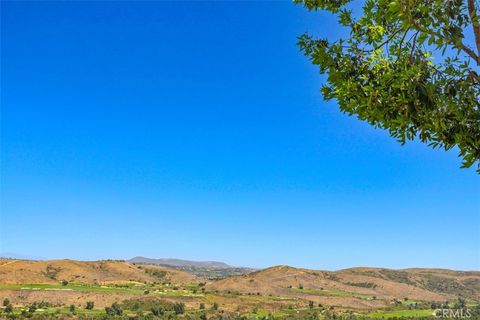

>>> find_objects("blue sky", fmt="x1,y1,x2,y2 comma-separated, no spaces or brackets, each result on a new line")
1,1,479,270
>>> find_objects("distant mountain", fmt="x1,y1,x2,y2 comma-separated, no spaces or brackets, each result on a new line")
129,256,232,269
128,257,256,279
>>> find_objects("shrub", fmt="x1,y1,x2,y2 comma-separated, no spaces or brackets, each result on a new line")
4,304,13,313
105,302,122,316
173,303,185,315
151,306,165,316
85,301,94,310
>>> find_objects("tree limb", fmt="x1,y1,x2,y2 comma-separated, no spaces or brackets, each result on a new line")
458,41,480,65
467,0,480,62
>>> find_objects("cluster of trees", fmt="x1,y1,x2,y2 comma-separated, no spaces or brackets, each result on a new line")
3,294,480,320
296,0,480,172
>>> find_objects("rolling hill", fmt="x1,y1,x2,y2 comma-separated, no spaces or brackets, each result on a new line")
207,265,480,301
0,259,199,285
1,259,479,311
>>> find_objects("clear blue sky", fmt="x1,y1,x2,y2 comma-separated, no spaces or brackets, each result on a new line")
1,1,479,270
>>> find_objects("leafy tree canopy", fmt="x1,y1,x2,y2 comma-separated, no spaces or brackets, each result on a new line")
296,0,480,172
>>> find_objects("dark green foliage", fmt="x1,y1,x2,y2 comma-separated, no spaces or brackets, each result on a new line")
144,269,167,278
379,269,415,285
173,302,185,314
345,282,377,288
421,274,473,296
150,306,165,316
85,301,94,310
105,302,122,316
61,280,69,286
296,0,480,172
4,303,13,313
28,303,38,313
120,298,179,314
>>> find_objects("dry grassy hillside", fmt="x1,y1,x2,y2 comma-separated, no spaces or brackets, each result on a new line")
2,259,479,311
0,259,199,285
207,265,480,302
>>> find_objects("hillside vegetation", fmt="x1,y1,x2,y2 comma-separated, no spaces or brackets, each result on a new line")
1,259,479,319
0,259,198,285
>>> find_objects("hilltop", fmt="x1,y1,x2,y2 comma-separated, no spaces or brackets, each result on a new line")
0,259,198,285
207,265,480,302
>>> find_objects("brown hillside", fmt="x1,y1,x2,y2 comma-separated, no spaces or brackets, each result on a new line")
207,265,480,302
0,259,199,285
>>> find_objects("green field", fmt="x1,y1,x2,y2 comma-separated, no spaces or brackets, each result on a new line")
290,287,373,300
0,283,202,297
365,309,435,318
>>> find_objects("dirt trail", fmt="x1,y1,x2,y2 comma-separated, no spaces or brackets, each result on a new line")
0,260,18,268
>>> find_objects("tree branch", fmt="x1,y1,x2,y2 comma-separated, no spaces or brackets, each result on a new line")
467,0,480,63
372,28,403,51
458,41,480,65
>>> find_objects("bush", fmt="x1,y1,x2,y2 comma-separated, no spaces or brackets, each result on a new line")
105,302,123,316
151,306,165,316
4,304,13,313
61,280,68,286
2,298,9,307
173,303,185,315
85,301,94,310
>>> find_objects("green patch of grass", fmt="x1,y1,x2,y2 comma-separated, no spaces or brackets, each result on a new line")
0,283,145,294
290,287,372,300
365,309,434,318
0,283,206,298
150,289,204,297
7,306,105,316
242,310,288,319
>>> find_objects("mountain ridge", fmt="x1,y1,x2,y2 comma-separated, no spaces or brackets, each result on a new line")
128,256,232,269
